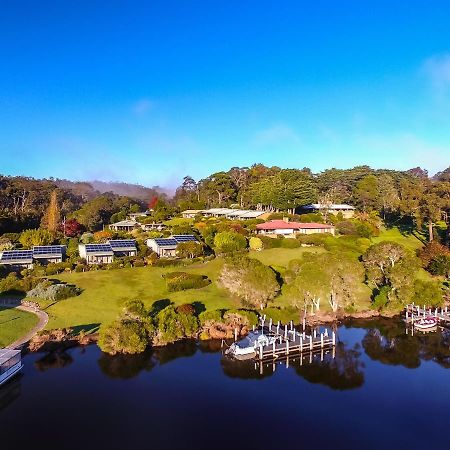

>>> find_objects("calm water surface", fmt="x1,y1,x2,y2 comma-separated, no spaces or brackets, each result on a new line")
1,319,450,450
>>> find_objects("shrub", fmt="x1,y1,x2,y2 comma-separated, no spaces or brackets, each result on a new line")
259,235,284,249
133,260,145,267
219,257,280,307
164,271,210,292
98,320,149,356
27,282,81,302
213,231,247,254
176,303,196,315
280,238,301,248
428,255,450,277
199,309,224,325
249,237,263,251
154,305,200,345
295,233,330,246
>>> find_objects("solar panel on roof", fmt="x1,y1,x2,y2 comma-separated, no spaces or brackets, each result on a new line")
154,238,178,246
0,250,33,261
85,244,113,253
173,235,197,243
33,245,64,255
109,239,136,248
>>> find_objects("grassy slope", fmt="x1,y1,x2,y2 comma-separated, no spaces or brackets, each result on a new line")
46,258,238,330
0,307,39,347
33,227,429,331
371,227,425,253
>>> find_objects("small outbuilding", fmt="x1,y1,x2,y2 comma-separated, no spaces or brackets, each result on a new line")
146,234,198,257
108,239,137,257
32,245,66,264
79,243,114,265
0,250,34,269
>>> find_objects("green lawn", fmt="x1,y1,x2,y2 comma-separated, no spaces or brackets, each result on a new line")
0,307,39,347
21,229,429,333
372,227,425,253
248,247,325,268
46,258,238,331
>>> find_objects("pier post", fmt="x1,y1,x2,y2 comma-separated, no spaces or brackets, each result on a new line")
276,322,280,335
290,320,293,331
286,339,289,355
300,337,303,352
324,328,328,337
284,325,287,339
302,317,306,331
332,331,336,346
272,341,276,357
435,309,438,317
406,310,408,321
320,333,324,348
310,335,313,350
259,345,263,360
269,318,272,330
252,325,255,331
313,329,317,338
234,328,238,342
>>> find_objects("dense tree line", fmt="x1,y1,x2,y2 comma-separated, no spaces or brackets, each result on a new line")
174,164,450,243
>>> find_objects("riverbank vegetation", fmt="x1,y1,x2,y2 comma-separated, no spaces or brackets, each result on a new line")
0,165,449,350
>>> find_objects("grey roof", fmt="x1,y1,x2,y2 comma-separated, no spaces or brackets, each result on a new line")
110,220,138,227
108,239,137,251
84,244,114,256
33,245,66,258
0,349,21,366
303,203,355,210
0,250,33,264
151,235,197,248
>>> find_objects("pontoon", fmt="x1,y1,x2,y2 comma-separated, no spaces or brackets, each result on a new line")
0,349,23,387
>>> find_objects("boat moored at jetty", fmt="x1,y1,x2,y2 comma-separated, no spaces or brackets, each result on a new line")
413,317,438,332
0,349,23,387
226,330,278,359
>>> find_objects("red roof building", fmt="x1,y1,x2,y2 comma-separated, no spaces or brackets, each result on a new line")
256,219,335,236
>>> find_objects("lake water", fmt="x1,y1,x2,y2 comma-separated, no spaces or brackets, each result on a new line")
1,319,450,450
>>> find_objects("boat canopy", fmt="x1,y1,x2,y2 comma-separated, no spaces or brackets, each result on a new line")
0,349,21,375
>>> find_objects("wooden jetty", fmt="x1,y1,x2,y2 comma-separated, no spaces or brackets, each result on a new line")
404,304,450,325
255,346,336,375
252,316,336,361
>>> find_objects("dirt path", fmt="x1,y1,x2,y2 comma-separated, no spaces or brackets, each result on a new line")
0,299,49,349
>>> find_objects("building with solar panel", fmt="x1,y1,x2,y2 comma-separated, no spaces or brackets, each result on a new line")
78,243,114,265
107,239,137,257
146,235,198,257
0,250,34,269
32,245,66,264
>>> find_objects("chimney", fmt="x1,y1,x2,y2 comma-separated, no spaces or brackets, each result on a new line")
283,217,289,223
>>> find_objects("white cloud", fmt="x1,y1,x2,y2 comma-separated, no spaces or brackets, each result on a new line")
132,98,155,115
252,123,302,147
422,54,450,96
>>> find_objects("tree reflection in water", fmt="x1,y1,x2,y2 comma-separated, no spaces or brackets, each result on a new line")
221,343,365,390
98,350,156,379
356,319,450,369
34,351,74,371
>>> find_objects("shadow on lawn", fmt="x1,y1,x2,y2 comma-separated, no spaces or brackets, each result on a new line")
71,323,101,335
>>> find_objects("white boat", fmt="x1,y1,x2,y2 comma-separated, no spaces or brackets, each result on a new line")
413,317,438,331
0,349,23,387
225,331,278,360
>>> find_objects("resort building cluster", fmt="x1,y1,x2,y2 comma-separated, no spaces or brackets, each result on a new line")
0,203,355,268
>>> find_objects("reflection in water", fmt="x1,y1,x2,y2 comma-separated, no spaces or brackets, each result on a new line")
0,377,21,411
98,350,155,379
34,351,74,371
359,319,450,369
294,344,364,390
222,343,365,390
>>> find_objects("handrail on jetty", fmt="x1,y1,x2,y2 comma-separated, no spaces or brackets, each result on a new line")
404,304,450,325
253,315,336,361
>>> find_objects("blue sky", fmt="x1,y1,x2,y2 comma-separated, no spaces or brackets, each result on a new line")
1,1,450,188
